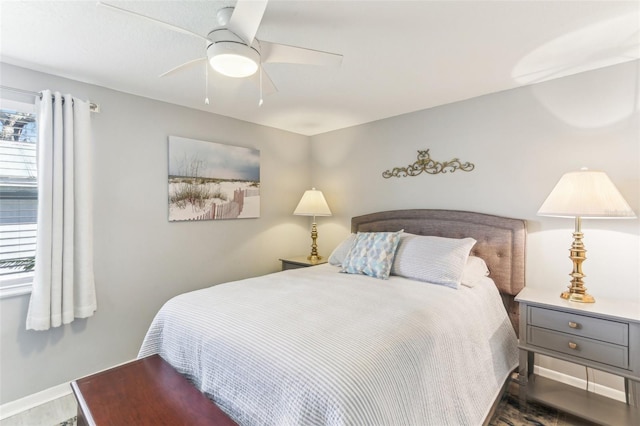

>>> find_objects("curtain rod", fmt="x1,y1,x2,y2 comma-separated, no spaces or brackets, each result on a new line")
0,85,100,113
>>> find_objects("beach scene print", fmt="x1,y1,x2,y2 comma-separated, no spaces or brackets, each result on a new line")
168,136,260,221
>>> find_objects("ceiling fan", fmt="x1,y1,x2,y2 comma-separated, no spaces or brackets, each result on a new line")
98,0,343,106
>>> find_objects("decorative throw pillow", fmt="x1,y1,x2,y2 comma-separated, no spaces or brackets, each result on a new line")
391,235,477,289
328,233,356,266
341,231,402,279
461,256,491,288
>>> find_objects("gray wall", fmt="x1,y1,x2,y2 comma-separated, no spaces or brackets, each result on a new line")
311,60,639,391
0,63,312,404
1,60,638,404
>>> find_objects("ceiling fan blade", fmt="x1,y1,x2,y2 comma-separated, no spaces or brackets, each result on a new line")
227,0,268,45
98,1,210,43
260,41,343,68
249,67,278,95
159,58,207,78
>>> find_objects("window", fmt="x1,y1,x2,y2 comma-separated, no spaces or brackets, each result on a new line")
0,99,37,297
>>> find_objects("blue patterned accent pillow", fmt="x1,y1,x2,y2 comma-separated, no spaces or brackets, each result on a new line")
341,231,402,279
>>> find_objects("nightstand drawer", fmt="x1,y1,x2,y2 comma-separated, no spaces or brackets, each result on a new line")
528,326,629,369
528,306,628,346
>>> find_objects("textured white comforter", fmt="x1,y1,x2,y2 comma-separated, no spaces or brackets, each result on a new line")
138,264,518,425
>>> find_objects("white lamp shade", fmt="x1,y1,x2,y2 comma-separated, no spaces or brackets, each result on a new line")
538,169,636,219
294,188,332,217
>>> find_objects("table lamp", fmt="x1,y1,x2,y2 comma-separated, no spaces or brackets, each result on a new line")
537,168,636,303
294,188,332,262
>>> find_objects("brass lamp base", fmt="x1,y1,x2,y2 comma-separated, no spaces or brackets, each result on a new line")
306,222,323,263
561,291,595,303
561,217,595,303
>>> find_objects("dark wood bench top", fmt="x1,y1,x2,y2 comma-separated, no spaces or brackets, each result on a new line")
71,354,237,426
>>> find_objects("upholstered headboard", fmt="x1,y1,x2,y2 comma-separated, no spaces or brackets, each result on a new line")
351,209,526,334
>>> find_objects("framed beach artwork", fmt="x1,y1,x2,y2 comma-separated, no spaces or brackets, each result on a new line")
168,136,260,221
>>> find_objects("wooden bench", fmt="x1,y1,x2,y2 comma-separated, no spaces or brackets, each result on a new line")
71,354,237,425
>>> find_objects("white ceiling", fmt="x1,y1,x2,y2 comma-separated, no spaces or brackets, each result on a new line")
1,1,638,136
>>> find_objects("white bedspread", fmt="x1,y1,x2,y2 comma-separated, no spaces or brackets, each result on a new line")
138,264,518,425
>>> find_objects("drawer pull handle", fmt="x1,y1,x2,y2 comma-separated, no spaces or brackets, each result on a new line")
568,342,578,350
568,321,578,329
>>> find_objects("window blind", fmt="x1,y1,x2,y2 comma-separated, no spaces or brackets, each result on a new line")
0,107,37,277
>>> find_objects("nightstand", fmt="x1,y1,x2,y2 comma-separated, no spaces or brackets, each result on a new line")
516,287,640,425
280,256,328,271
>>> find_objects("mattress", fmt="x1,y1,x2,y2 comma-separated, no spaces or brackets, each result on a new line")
138,264,518,425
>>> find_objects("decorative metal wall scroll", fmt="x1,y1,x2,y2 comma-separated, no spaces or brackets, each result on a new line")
382,149,475,178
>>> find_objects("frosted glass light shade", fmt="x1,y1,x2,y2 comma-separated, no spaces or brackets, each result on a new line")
538,169,636,219
294,188,332,217
207,41,259,78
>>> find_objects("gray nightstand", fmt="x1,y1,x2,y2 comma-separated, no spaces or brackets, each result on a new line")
516,287,640,425
280,256,328,271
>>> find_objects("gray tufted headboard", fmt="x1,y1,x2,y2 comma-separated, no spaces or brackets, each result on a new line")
351,209,526,335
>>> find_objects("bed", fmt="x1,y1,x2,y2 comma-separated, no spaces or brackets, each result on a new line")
139,209,526,425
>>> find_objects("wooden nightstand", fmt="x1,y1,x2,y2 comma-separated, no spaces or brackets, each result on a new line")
280,256,328,271
516,287,640,425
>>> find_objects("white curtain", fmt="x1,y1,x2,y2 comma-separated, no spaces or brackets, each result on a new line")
26,90,96,331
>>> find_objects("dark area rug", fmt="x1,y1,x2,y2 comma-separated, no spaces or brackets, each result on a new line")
57,417,76,426
490,392,558,426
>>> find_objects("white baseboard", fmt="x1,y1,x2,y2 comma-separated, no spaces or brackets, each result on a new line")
0,382,72,420
0,357,137,420
534,365,627,402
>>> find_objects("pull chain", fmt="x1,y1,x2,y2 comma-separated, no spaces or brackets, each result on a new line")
258,62,264,107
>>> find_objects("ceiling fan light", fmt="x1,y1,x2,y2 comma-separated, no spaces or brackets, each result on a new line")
207,41,259,78
211,54,258,78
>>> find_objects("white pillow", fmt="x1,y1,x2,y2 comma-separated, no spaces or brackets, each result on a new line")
460,256,490,288
391,235,477,289
328,233,356,266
